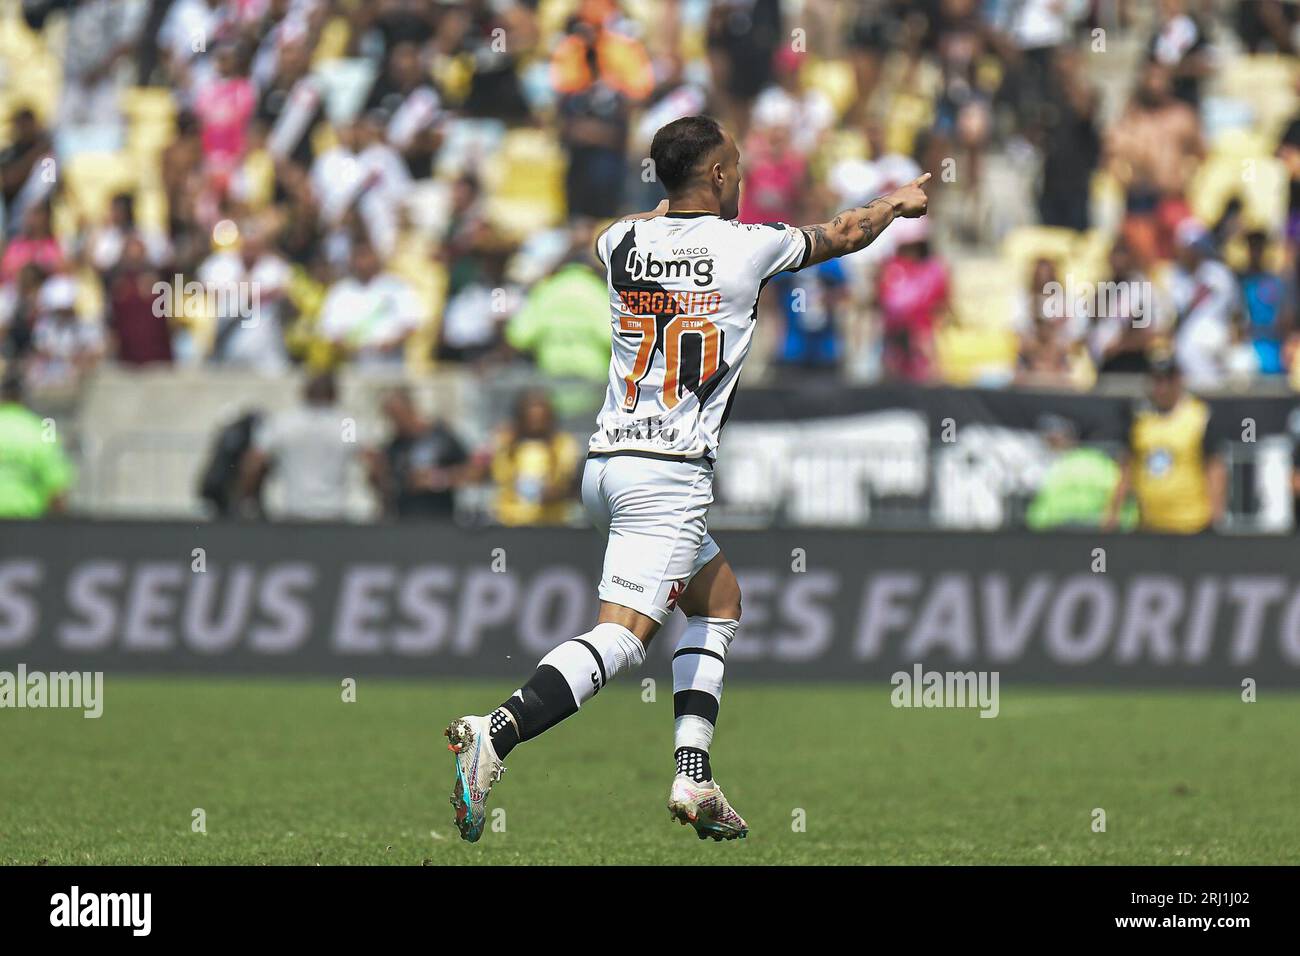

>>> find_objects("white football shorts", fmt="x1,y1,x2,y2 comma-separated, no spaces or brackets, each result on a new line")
581,453,721,624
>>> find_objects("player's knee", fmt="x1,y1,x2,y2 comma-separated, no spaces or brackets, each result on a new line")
728,575,743,621
714,590,742,623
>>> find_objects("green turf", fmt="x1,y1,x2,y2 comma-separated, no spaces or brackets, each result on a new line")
1,677,1297,864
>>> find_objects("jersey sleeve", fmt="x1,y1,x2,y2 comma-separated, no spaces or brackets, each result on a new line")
594,221,624,268
741,222,811,279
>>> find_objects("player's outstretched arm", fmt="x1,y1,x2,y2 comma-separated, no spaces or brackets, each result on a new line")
799,173,931,267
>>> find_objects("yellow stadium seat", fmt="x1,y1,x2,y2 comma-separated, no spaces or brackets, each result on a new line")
312,16,352,65
936,324,1019,385
803,58,857,121
1089,169,1126,232
135,188,168,236
950,257,1016,329
120,87,176,125
820,128,868,166
1215,54,1297,140
811,129,867,183
389,243,447,374
73,266,103,323
1188,153,1287,231
1211,127,1272,160
61,151,138,224
0,6,61,119
1001,226,1082,281
884,92,934,159
483,128,565,235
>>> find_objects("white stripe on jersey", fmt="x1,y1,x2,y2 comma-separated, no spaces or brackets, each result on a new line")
590,213,809,461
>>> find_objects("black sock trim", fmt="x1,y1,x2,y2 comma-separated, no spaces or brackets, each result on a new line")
501,696,525,729
673,688,720,723
573,638,607,688
506,664,580,741
488,707,521,759
673,646,725,664
676,746,712,783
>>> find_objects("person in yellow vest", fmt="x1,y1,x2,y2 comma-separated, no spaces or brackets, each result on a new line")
490,390,579,526
1104,356,1225,533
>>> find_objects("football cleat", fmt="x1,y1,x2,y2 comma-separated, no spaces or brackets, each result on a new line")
667,774,749,841
443,715,505,843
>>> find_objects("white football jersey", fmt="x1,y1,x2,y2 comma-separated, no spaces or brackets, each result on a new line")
590,212,810,461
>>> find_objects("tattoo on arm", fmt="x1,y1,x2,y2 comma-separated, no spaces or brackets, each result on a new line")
802,197,898,265
801,223,830,261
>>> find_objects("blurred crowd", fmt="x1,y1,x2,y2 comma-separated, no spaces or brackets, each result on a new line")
3,0,1300,523
3,0,1300,392
195,370,579,524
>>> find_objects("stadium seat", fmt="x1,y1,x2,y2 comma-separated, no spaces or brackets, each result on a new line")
815,129,869,183
119,87,176,125
60,151,138,224
1210,126,1273,161
1188,153,1287,231
387,234,446,372
484,128,566,237
802,57,857,121
122,86,176,164
936,323,1019,386
950,256,1016,329
0,6,61,119
1215,54,1298,141
1001,226,1083,281
884,91,935,159
312,15,352,65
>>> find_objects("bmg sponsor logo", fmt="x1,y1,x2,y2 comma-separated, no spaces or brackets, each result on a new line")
624,249,714,287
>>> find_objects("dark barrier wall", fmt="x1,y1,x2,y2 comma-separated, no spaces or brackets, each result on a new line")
728,381,1300,440
2,520,1300,685
706,383,1300,531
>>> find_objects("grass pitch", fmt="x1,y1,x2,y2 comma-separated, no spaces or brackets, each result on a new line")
1,677,1296,865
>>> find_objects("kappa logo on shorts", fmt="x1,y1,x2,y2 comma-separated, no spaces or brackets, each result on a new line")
612,575,645,593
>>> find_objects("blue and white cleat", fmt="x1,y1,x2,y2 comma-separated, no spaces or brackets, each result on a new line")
667,774,749,841
443,715,505,843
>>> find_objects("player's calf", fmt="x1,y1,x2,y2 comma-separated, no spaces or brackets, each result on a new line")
443,621,646,842
668,614,744,839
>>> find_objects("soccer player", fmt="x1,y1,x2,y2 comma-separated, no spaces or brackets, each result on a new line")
444,115,930,842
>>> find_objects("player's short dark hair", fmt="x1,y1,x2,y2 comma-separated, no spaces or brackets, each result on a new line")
650,116,725,192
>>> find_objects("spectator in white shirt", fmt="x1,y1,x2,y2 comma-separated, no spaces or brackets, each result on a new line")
240,370,356,521
319,240,423,365
309,116,412,259
195,221,291,373
1170,220,1237,391
30,274,104,389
